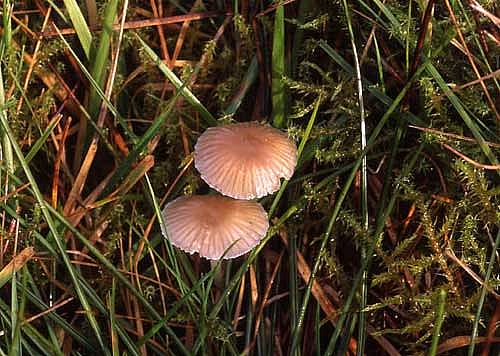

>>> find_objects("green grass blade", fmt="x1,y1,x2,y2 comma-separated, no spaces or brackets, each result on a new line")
425,64,499,172
0,112,110,355
25,114,62,164
135,33,218,127
62,0,92,57
54,26,135,140
88,0,119,119
429,289,447,356
18,285,97,352
43,204,191,356
269,95,321,218
224,56,258,117
339,0,369,352
272,4,286,128
468,229,500,356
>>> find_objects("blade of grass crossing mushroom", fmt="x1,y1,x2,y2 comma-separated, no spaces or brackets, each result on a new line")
142,175,201,328
341,0,369,352
191,206,299,353
268,95,321,218
0,111,110,355
135,33,218,127
143,171,190,297
62,0,92,58
272,4,286,128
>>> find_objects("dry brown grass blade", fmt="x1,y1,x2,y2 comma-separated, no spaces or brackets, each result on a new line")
445,247,500,300
278,231,358,354
455,68,500,90
0,247,35,288
444,0,500,120
110,155,155,198
410,0,436,75
132,295,147,356
15,6,52,114
150,0,171,63
64,1,128,215
65,170,115,227
469,0,500,27
441,143,500,170
243,252,283,355
409,125,500,148
75,155,154,257
233,273,246,329
40,11,226,36
23,297,75,325
133,157,193,270
437,336,500,354
170,0,204,68
52,117,72,208
279,231,401,356
249,264,259,311
480,301,500,356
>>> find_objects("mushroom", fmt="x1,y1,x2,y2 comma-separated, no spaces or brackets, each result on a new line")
194,122,297,200
161,195,269,260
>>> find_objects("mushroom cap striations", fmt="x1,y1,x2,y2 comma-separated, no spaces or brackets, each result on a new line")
161,195,269,260
194,122,297,199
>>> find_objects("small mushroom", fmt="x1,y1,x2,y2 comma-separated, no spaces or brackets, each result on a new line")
161,195,269,260
194,122,297,200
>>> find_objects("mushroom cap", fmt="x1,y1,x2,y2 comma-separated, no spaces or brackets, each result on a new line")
194,122,297,199
161,195,269,260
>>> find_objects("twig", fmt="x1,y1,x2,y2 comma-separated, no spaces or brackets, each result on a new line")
40,11,227,36
409,125,500,148
441,143,500,170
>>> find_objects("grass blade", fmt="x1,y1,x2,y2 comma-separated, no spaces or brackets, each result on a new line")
0,111,110,355
62,0,92,57
135,33,218,127
271,4,286,128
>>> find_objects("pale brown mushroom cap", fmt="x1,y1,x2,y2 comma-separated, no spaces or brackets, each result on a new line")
161,195,269,260
194,122,297,200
